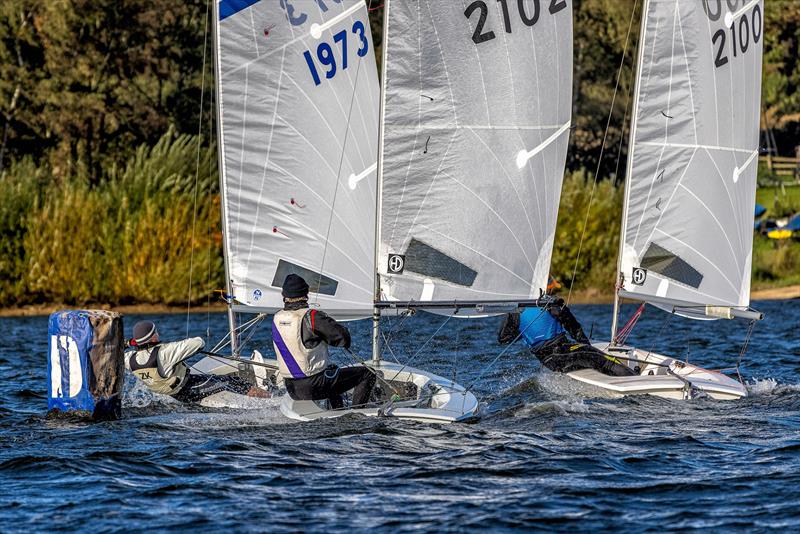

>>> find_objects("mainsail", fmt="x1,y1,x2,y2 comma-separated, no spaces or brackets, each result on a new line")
377,0,573,310
215,0,380,317
618,0,764,315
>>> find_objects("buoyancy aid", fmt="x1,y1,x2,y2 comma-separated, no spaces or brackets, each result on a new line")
127,345,187,395
272,309,329,379
519,307,565,350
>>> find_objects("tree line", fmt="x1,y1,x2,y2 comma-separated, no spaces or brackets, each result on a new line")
0,0,798,307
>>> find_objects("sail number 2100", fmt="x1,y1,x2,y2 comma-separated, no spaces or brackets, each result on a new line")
464,0,568,45
303,20,369,87
703,0,762,69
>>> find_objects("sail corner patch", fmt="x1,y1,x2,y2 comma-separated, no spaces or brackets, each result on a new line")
640,243,703,289
404,239,478,287
219,0,260,21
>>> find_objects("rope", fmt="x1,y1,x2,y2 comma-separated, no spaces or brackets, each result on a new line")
385,312,454,381
185,0,211,337
615,302,645,345
735,319,756,385
566,0,640,305
465,306,548,393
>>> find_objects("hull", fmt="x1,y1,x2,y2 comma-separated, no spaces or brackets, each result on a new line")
280,361,479,424
565,342,747,400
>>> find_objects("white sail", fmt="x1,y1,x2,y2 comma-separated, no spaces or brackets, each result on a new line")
215,0,380,318
618,0,764,314
377,0,572,311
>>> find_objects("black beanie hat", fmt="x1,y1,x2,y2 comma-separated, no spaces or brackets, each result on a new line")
132,320,158,344
282,274,309,298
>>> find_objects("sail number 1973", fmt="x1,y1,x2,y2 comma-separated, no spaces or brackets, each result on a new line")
302,20,369,87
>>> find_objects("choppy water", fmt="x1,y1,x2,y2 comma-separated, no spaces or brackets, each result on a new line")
1,300,799,532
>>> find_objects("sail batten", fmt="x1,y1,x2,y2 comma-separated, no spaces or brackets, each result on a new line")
377,1,572,314
618,0,764,315
215,0,380,318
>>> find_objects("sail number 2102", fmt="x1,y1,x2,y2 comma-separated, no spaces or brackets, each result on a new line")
464,0,568,45
303,20,369,87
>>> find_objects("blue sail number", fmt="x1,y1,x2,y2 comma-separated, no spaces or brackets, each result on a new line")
304,20,369,87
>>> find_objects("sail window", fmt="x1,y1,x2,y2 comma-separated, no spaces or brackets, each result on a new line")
640,243,703,289
271,260,339,296
404,239,478,287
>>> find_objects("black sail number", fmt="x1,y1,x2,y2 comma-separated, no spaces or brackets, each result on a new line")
465,1,495,44
465,0,568,45
548,0,568,14
518,0,540,25
712,29,728,68
709,2,762,69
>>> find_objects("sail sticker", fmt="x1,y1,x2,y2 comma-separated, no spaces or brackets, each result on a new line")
632,268,647,286
309,2,363,39
515,121,571,169
640,243,703,289
387,254,405,274
348,162,377,190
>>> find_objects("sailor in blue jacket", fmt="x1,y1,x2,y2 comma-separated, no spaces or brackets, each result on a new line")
498,278,635,377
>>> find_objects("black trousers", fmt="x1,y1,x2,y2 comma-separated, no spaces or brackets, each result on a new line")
172,374,252,404
534,336,636,377
284,365,376,409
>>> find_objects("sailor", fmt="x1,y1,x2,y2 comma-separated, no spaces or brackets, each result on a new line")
272,274,376,409
497,277,635,377
126,320,269,403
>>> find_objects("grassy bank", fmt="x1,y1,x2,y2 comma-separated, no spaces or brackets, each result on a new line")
0,142,798,309
0,131,224,308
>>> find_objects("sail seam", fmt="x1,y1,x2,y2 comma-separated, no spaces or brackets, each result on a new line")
677,183,741,272
639,141,755,154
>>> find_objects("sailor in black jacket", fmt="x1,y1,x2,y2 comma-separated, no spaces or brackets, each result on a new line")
272,274,376,409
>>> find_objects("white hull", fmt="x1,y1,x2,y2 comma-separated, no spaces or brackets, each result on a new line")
565,342,747,400
280,361,479,424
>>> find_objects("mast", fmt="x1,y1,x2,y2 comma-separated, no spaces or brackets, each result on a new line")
611,0,649,345
371,0,391,364
211,1,239,355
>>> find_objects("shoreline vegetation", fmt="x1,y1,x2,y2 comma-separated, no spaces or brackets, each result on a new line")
1,1,799,316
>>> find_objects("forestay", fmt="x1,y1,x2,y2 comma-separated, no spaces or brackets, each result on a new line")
618,0,764,314
215,0,380,318
377,0,572,312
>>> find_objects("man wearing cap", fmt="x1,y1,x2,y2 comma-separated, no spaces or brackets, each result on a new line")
497,277,635,377
126,320,268,403
272,274,375,409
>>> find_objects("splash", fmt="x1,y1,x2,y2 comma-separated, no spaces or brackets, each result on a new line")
746,378,800,397
515,399,590,417
122,373,179,409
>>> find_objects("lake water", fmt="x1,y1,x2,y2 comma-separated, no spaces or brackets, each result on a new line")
1,300,799,532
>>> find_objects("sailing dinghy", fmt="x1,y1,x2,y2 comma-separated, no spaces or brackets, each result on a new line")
567,0,765,400
205,0,477,422
203,0,573,421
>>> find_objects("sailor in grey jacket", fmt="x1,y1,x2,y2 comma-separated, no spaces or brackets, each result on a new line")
126,320,268,403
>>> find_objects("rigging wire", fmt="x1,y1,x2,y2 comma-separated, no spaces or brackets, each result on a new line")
313,0,375,305
385,312,454,381
566,0,640,305
186,0,212,338
465,307,548,393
